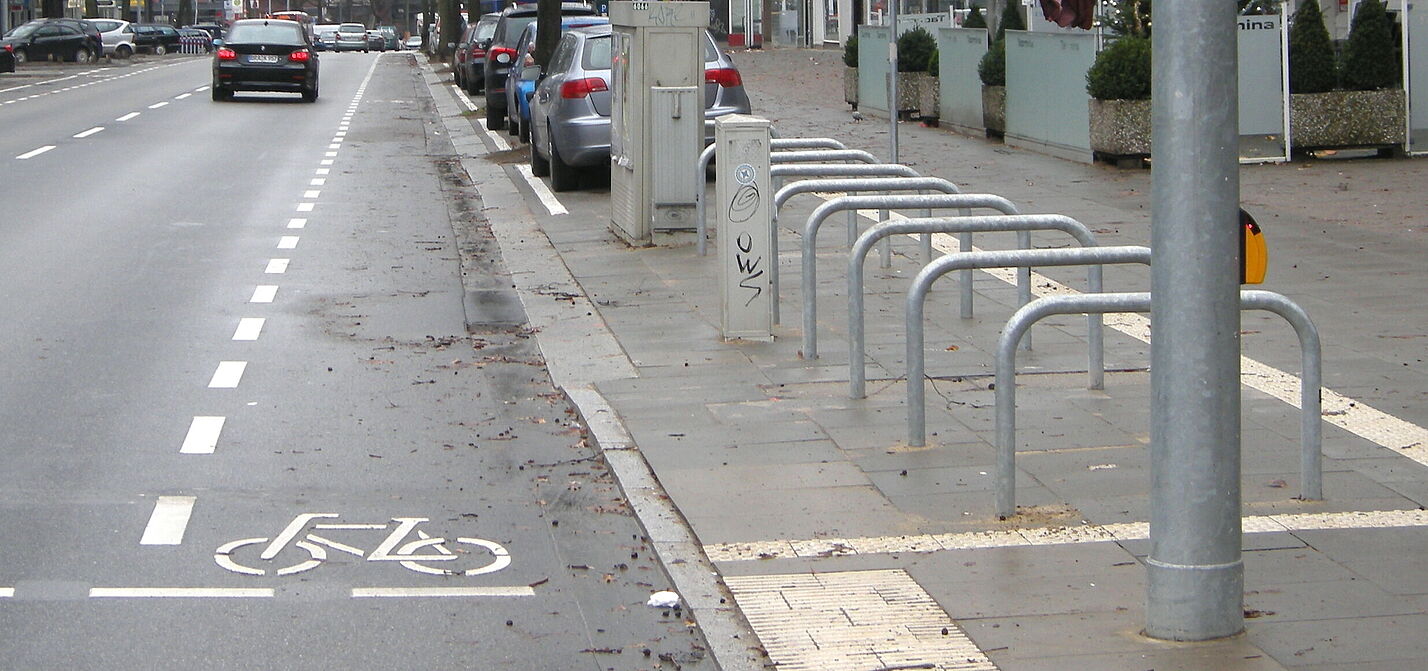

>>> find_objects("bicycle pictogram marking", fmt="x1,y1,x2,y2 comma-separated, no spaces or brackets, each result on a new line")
214,513,512,577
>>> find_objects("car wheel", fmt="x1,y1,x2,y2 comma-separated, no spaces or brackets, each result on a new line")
549,131,579,192
14,48,28,64
531,133,550,177
518,116,529,143
465,77,480,96
211,85,229,101
302,86,318,103
116,44,132,58
507,112,520,137
155,44,167,55
454,68,464,87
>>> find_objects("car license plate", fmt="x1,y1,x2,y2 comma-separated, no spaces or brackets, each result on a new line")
249,54,281,63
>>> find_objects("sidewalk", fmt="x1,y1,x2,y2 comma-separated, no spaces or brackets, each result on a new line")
426,47,1428,670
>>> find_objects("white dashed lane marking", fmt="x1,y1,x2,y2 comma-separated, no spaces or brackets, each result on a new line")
148,101,168,109
265,258,289,273
350,587,536,598
296,202,314,212
232,317,266,340
116,112,140,121
180,416,226,454
277,236,299,250
73,127,104,138
16,146,55,160
207,361,247,389
139,496,197,544
287,218,306,229
250,285,278,303
90,588,273,598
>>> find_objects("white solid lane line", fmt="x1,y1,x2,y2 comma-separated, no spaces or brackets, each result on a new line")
16,146,55,160
73,126,104,138
351,587,536,598
515,165,569,216
179,416,226,454
287,218,307,229
90,588,274,598
250,285,278,303
232,317,266,340
139,496,197,545
265,258,290,273
208,361,247,389
116,112,140,121
277,236,299,250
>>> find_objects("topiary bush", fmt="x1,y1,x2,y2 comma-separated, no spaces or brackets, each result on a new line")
1288,0,1336,94
844,33,858,67
927,48,939,76
898,27,936,72
994,2,1025,41
978,39,1005,86
963,6,987,29
1086,35,1151,100
1341,0,1400,91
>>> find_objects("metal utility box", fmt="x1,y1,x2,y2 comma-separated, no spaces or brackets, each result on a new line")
609,1,709,246
715,115,773,340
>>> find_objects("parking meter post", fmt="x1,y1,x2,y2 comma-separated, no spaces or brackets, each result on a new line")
716,115,774,341
1147,0,1244,642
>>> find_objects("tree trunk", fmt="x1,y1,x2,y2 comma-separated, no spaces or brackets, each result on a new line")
42,0,65,18
436,0,460,59
534,0,560,69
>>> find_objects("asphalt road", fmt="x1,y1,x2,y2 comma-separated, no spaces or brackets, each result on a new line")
0,53,708,669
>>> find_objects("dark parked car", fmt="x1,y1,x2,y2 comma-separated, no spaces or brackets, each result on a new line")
1,18,103,64
132,23,182,55
504,15,608,142
529,25,751,192
482,2,596,131
211,19,319,103
0,43,14,72
454,13,498,94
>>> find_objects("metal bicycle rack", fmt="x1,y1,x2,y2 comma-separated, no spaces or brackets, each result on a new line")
849,213,1106,399
801,195,1022,360
757,164,924,323
906,245,1153,446
992,290,1323,518
695,137,849,256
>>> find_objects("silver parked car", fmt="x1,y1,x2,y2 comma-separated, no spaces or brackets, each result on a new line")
528,25,751,192
89,18,137,58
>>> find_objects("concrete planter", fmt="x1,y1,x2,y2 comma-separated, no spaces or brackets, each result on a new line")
919,75,939,120
1088,98,1152,158
845,66,858,107
1290,89,1405,149
982,85,1005,136
896,71,925,115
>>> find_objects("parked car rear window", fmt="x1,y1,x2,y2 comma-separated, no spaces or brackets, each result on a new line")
228,23,305,45
582,35,610,69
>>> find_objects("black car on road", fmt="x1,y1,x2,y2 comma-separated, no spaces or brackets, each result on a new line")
212,19,319,103
132,23,182,55
1,18,103,64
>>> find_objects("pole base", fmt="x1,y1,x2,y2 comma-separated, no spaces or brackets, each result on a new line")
1144,555,1244,641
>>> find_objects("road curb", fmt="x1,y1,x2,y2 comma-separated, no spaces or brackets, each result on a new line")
415,54,770,671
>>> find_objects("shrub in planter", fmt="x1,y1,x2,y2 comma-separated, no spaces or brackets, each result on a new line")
978,39,1005,86
963,6,986,29
1341,0,1400,91
1086,36,1151,101
898,27,936,72
1289,0,1336,94
844,33,858,68
1086,35,1152,158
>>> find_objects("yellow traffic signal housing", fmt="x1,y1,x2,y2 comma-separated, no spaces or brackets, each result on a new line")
1240,209,1267,285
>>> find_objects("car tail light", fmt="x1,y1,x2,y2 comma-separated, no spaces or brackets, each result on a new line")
560,77,608,99
490,45,517,65
471,47,486,59
705,67,742,88
216,47,237,60
289,49,311,62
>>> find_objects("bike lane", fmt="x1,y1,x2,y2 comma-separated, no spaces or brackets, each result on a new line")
0,54,712,669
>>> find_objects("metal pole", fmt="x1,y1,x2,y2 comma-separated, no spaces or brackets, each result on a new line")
1146,0,1244,642
888,0,898,164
